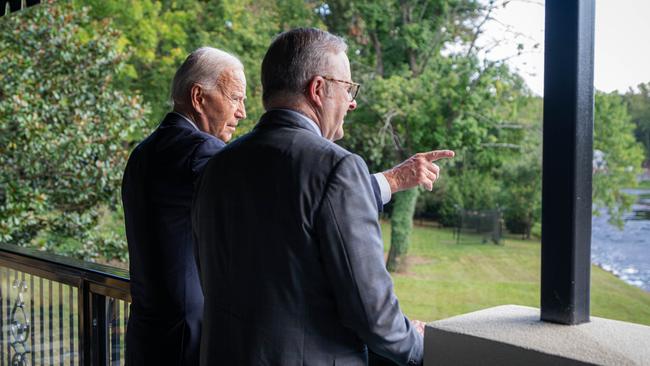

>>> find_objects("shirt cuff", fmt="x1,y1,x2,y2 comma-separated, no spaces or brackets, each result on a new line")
373,173,392,205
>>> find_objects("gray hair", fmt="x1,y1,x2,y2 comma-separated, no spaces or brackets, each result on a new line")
171,47,243,106
261,28,347,106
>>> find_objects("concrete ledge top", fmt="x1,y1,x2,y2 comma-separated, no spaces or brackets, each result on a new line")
426,305,650,365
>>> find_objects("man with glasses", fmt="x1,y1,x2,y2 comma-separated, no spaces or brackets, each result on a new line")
322,76,360,100
124,42,447,366
194,28,453,366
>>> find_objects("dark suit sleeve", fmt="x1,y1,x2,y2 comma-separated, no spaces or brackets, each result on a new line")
370,174,384,213
190,137,225,183
189,136,224,287
315,154,423,366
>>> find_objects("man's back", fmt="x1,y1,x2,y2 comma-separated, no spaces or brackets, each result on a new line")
194,110,422,366
122,113,223,366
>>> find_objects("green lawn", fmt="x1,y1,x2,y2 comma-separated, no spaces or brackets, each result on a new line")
637,180,650,189
381,222,650,326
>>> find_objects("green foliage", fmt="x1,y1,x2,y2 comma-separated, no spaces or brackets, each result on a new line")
74,0,324,135
3,0,645,266
414,82,540,231
0,1,148,258
72,0,202,133
2,0,323,262
425,89,644,234
324,0,533,270
187,0,323,135
593,92,645,227
432,170,501,227
624,82,650,162
499,157,541,238
494,96,542,237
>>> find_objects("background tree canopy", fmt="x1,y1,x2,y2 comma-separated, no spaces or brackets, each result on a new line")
0,0,646,268
0,1,147,260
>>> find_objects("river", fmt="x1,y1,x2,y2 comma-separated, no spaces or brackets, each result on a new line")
591,188,650,291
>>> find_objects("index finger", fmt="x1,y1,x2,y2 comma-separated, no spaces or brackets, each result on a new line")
423,150,455,161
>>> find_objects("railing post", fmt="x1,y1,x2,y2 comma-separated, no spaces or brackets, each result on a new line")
80,281,91,366
80,281,109,366
541,0,595,325
92,293,109,366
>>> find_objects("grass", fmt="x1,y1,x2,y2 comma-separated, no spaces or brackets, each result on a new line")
637,180,650,189
381,222,650,326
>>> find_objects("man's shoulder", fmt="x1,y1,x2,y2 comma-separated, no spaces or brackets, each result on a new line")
247,124,352,165
294,128,351,158
126,115,224,179
137,114,221,153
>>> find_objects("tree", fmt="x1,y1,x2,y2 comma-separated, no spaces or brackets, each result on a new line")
186,0,323,134
73,0,204,134
492,94,542,239
323,0,528,271
499,157,541,239
624,82,650,164
593,92,645,227
0,1,148,259
75,0,324,137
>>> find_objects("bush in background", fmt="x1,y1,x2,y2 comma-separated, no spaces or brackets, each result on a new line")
0,1,147,259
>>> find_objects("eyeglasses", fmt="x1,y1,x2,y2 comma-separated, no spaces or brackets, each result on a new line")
321,76,360,101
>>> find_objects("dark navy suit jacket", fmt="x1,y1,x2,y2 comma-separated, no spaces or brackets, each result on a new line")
193,110,423,366
121,113,224,366
122,112,387,365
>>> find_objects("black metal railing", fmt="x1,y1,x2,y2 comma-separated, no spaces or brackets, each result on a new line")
1,0,41,17
0,243,130,366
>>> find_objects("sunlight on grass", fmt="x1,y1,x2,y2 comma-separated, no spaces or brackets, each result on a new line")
381,222,650,326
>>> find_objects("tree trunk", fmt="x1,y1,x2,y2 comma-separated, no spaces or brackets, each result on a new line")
386,188,420,272
370,31,384,77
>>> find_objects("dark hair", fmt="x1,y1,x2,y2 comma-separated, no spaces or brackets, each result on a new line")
261,28,347,106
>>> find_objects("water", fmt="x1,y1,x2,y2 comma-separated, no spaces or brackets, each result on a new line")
591,188,650,291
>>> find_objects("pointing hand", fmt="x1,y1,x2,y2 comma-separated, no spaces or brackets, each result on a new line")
383,150,455,193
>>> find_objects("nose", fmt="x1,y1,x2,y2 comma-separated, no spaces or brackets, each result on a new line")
236,103,246,120
348,99,357,111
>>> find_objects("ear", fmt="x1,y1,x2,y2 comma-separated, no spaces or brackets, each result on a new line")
306,76,327,107
190,84,205,114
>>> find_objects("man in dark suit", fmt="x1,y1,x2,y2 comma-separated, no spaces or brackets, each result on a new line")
123,44,446,366
121,47,247,366
193,28,453,366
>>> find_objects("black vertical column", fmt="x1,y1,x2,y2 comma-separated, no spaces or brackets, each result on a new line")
91,294,109,366
541,0,595,325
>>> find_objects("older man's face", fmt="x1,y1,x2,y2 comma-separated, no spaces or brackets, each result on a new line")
201,68,247,142
320,52,357,141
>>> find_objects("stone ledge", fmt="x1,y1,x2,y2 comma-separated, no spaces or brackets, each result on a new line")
424,305,650,366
